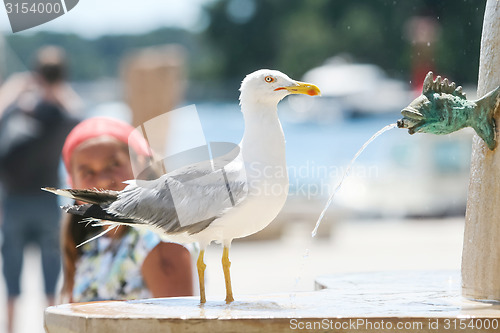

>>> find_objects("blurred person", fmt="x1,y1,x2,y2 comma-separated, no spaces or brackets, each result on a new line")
59,117,193,303
121,44,187,154
0,46,82,117
404,11,440,94
0,46,79,333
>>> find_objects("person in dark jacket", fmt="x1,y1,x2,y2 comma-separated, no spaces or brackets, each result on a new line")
0,46,79,333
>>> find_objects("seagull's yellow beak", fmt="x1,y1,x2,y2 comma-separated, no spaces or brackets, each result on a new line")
274,81,321,96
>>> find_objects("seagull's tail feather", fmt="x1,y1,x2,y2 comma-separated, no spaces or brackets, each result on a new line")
62,203,137,224
42,187,119,205
44,187,145,226
76,225,120,248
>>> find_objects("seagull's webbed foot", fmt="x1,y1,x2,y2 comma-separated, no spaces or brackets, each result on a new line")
222,246,234,303
197,250,207,303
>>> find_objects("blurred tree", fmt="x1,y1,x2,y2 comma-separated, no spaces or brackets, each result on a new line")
5,28,198,80
202,0,485,83
3,0,486,94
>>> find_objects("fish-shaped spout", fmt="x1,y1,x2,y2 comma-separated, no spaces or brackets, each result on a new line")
397,71,500,150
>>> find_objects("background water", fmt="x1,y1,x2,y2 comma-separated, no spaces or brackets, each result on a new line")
190,101,473,218
90,98,472,218
196,102,401,177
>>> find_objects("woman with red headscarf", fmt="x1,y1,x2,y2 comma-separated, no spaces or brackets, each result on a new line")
59,117,193,303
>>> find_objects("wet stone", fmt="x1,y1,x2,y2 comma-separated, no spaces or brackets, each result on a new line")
45,271,500,333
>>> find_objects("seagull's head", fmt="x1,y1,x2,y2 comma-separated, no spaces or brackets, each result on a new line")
239,69,320,107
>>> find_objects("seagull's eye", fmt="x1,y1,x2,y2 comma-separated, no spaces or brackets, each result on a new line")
264,76,276,83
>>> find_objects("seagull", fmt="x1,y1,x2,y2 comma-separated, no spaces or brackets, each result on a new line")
44,69,320,303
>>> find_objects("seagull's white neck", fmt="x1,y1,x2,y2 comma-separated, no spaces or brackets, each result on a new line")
240,101,286,166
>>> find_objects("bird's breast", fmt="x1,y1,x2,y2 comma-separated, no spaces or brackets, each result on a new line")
207,185,288,241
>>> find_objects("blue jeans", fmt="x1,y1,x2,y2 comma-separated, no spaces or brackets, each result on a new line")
1,194,61,297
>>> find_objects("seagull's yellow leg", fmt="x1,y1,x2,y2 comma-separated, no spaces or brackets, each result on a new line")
197,250,207,303
222,246,234,303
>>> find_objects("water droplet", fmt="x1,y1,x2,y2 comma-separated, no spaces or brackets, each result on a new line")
347,25,351,30
427,42,431,47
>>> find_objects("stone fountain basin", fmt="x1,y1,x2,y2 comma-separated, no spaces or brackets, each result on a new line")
45,271,500,333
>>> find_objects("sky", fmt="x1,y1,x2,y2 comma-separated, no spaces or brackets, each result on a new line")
0,0,213,38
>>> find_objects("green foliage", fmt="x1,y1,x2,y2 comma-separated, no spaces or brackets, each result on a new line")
202,0,485,82
4,28,198,80
3,0,486,87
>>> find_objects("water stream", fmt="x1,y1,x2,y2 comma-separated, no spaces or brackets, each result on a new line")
311,123,398,237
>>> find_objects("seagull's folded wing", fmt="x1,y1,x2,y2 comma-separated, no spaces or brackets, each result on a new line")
106,158,248,235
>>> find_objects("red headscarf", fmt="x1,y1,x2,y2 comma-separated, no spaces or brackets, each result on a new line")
62,117,151,174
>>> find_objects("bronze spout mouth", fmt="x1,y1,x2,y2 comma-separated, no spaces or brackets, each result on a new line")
396,119,406,129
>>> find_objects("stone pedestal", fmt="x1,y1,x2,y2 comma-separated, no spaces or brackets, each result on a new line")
462,0,500,302
45,271,500,333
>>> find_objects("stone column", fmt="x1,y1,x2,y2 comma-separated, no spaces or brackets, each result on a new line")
462,0,500,301
122,45,187,154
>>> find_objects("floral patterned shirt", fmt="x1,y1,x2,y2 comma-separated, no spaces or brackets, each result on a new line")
73,228,160,302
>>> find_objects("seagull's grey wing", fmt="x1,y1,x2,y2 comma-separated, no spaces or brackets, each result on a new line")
106,158,247,235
